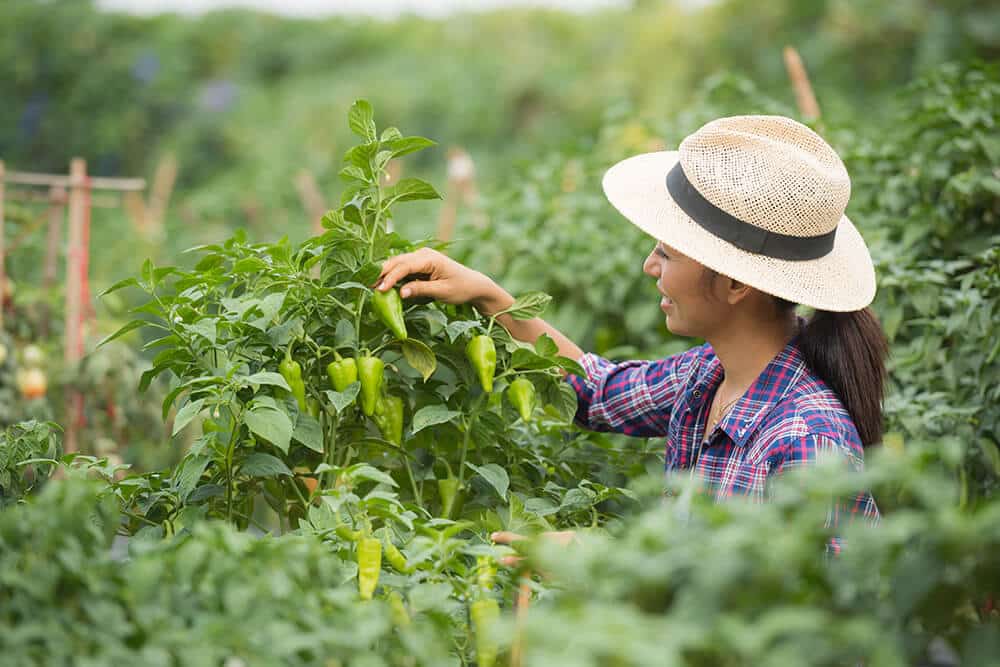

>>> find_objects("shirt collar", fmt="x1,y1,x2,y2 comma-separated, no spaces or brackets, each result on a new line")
691,325,808,448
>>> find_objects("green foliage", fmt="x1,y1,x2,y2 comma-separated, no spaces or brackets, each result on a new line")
0,419,60,506
518,442,1000,666
0,478,455,665
847,62,1000,502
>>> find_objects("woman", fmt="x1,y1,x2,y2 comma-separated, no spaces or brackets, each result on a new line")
376,115,887,549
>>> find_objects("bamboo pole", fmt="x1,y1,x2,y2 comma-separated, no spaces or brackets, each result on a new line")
145,153,177,237
63,158,87,454
783,46,822,120
40,186,66,339
0,160,5,330
3,170,144,191
295,169,327,237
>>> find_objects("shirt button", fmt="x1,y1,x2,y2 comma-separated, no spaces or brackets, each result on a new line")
692,390,702,398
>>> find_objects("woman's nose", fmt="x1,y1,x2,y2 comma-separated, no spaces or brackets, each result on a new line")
642,251,659,278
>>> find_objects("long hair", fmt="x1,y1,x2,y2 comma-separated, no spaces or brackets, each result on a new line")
790,305,889,447
702,268,889,447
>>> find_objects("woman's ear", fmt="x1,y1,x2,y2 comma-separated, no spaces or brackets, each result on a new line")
725,279,753,306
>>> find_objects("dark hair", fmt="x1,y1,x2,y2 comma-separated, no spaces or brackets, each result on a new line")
701,269,889,447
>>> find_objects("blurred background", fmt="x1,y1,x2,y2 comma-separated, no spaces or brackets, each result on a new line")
1,0,998,469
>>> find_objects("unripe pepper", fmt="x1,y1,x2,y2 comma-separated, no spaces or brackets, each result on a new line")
279,348,308,412
357,536,382,600
357,354,384,417
507,377,536,422
470,597,500,667
388,590,410,628
383,537,413,574
438,476,461,519
326,354,358,392
374,394,404,445
372,287,408,340
465,335,496,393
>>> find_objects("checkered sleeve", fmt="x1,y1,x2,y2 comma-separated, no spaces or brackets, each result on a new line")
564,346,703,437
773,432,880,555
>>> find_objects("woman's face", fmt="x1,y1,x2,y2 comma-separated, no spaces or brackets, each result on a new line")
642,241,725,338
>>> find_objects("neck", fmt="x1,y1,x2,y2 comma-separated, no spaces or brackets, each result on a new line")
705,311,798,395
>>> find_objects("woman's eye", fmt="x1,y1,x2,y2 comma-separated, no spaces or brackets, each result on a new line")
655,247,669,259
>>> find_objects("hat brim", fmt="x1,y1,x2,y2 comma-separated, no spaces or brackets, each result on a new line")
602,151,876,312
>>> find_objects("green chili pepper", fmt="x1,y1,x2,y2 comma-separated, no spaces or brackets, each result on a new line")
279,348,308,412
438,476,461,519
357,537,382,600
507,377,536,422
357,355,384,417
465,335,496,393
307,398,321,418
476,555,496,592
372,287,408,340
470,597,500,667
374,393,404,445
383,537,412,574
388,590,410,628
335,521,362,543
326,354,358,393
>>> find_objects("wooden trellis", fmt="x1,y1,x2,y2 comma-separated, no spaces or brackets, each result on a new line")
0,158,146,453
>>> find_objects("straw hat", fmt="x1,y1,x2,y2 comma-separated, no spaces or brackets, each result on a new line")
602,115,876,312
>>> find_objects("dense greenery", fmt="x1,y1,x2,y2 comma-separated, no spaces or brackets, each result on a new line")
1,2,999,665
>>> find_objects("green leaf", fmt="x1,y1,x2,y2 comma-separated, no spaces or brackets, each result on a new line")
380,126,402,142
96,319,147,348
466,463,509,501
99,277,139,297
240,453,293,478
534,333,558,357
495,291,552,320
245,405,293,454
324,382,360,414
173,454,211,503
511,347,557,370
410,405,462,434
386,136,436,159
555,356,586,378
444,320,481,343
347,463,399,488
383,178,442,206
172,398,206,437
293,413,324,453
241,372,291,392
232,257,268,274
184,319,217,345
348,99,377,141
401,339,437,381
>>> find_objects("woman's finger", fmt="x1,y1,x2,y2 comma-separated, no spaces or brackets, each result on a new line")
490,531,527,545
378,255,431,291
398,280,445,301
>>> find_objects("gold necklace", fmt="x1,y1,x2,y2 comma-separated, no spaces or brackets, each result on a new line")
708,391,742,429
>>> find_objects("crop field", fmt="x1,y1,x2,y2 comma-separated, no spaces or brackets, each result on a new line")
1,1,999,665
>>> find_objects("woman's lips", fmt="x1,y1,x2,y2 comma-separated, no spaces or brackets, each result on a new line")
660,296,673,311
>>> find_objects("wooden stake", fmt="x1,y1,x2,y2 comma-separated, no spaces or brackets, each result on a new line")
783,46,822,120
510,572,532,667
40,186,65,339
146,153,177,237
295,169,327,237
63,158,87,454
0,160,6,330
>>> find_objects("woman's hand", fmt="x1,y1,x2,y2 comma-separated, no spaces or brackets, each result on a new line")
375,248,513,315
490,530,578,567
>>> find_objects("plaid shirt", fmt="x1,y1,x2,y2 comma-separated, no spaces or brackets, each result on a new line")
567,335,880,546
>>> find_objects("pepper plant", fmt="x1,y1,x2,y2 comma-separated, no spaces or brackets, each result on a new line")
101,100,598,542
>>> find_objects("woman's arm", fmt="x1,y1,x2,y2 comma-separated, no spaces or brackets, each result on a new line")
375,248,583,360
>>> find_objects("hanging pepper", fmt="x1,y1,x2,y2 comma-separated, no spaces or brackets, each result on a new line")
372,287,408,340
388,590,410,628
279,347,308,412
438,476,461,519
465,335,496,393
470,597,500,667
357,354,384,417
383,537,413,574
357,536,382,600
506,377,536,422
326,354,358,393
476,555,496,592
335,523,362,543
374,394,405,445
307,398,322,418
